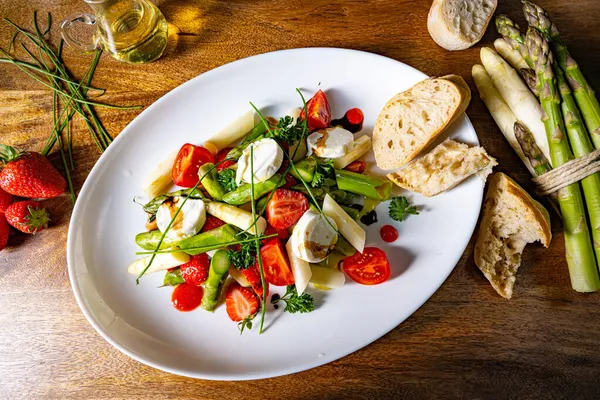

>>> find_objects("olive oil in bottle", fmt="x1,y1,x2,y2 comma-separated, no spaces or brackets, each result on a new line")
93,0,168,64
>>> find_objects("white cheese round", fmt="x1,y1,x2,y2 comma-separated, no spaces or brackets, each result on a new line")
236,138,284,185
156,197,207,241
306,126,354,158
290,209,338,263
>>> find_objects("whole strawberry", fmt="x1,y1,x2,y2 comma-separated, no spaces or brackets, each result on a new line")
0,145,66,198
0,187,12,213
0,215,9,250
5,200,50,234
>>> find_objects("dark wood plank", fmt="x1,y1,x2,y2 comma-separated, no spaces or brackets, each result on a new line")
1,0,600,398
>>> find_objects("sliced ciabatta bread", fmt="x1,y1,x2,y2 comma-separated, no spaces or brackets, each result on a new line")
475,173,551,299
373,76,471,170
386,139,496,197
428,0,498,51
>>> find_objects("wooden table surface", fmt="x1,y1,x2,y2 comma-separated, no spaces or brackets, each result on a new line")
2,0,600,398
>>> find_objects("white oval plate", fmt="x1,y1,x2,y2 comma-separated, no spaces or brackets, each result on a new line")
67,48,483,380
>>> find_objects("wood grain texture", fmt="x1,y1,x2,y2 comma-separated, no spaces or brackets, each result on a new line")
1,0,600,398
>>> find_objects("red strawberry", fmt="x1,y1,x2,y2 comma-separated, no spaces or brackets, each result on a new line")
5,200,49,234
242,262,269,299
200,215,225,232
180,253,210,286
225,282,259,323
0,187,13,213
0,145,66,198
0,215,9,251
215,147,235,172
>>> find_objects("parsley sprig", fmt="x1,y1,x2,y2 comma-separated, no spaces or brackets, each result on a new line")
312,158,334,188
272,285,315,314
389,196,419,222
227,238,257,270
218,168,237,192
266,115,304,145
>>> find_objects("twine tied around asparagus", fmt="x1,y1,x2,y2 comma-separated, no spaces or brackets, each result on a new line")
533,147,600,196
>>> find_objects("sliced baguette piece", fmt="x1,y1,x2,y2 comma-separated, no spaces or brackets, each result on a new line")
474,173,551,299
427,0,498,51
387,139,497,197
373,76,470,170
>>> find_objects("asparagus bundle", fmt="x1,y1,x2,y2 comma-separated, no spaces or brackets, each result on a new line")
523,1,600,145
526,28,600,292
473,1,600,292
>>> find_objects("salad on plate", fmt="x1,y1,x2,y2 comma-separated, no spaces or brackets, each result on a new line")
129,89,416,333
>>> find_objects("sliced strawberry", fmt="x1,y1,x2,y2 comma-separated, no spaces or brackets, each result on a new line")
5,200,49,234
180,253,210,286
225,282,259,323
264,224,289,242
266,189,309,230
215,147,235,172
0,215,9,251
241,262,269,299
201,215,225,232
0,187,13,213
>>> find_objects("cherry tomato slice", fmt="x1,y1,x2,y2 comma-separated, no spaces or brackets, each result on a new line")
215,147,235,172
300,90,332,131
260,238,295,286
172,144,215,187
266,189,309,230
343,247,391,285
344,160,366,173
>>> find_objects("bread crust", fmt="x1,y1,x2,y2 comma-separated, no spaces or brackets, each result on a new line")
428,0,498,51
373,76,470,170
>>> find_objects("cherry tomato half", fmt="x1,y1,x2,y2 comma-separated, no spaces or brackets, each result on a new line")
343,247,391,285
380,225,398,243
344,160,366,174
300,90,332,131
172,144,215,187
261,238,295,286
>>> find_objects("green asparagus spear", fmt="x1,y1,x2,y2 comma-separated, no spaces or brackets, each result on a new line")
496,15,534,68
163,268,185,286
222,174,284,205
290,157,316,182
514,121,561,217
179,224,238,255
201,250,230,311
226,122,270,160
135,230,179,250
523,1,600,144
514,122,552,175
335,169,393,201
335,235,357,257
553,62,600,263
527,28,600,292
198,163,227,201
340,205,360,221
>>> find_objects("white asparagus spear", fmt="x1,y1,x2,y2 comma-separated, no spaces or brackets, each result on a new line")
480,47,552,165
494,38,529,71
472,64,537,176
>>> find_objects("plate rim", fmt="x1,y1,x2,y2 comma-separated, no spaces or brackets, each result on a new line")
66,47,482,380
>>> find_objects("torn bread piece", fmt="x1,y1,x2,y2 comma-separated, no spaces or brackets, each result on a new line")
474,173,551,299
386,139,497,197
